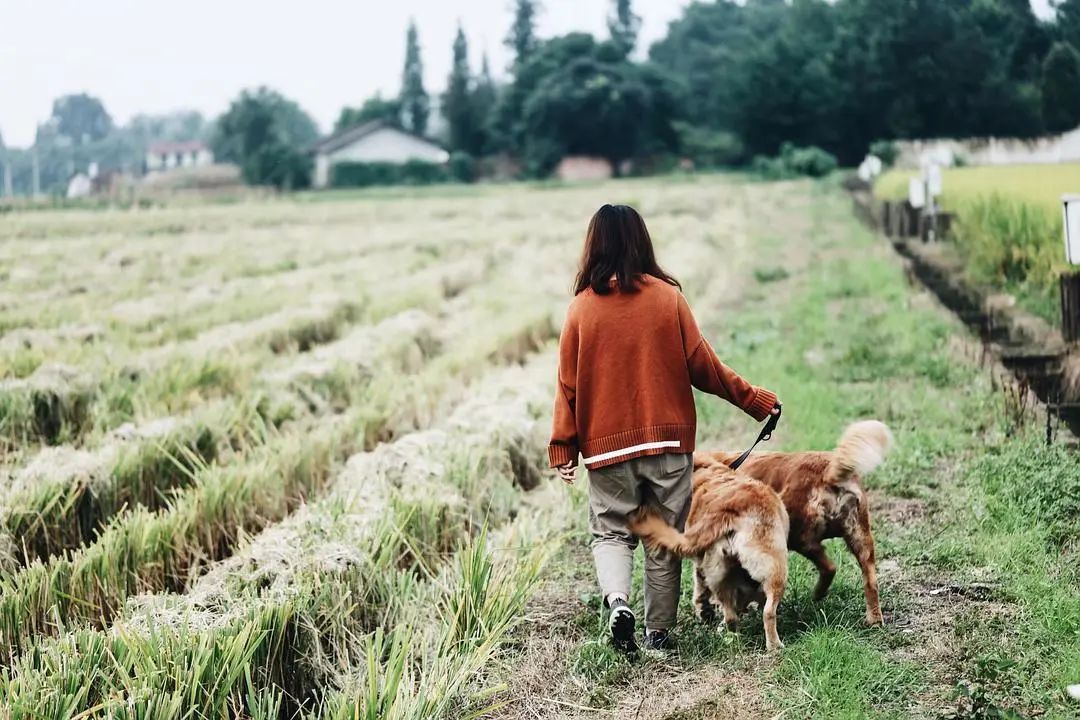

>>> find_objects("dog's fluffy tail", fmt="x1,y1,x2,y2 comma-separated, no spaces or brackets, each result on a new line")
827,420,893,485
628,506,697,557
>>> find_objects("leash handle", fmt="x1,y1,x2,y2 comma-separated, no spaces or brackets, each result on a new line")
729,404,781,470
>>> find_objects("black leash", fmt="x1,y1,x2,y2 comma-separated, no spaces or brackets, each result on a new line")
728,405,781,470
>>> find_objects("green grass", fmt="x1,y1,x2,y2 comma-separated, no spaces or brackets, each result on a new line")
548,181,1080,718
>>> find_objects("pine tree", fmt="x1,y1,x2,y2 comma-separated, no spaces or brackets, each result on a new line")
400,19,430,136
608,0,640,57
443,25,474,153
506,0,540,68
472,52,497,154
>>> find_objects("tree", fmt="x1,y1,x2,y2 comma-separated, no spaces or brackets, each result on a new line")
1056,0,1080,45
127,111,207,144
650,0,1050,164
519,34,682,175
51,93,113,145
442,25,474,153
400,20,430,136
1042,42,1080,133
608,0,641,58
506,0,541,68
336,94,402,131
211,87,319,189
473,53,498,154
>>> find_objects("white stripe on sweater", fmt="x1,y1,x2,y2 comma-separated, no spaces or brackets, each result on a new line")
582,440,681,465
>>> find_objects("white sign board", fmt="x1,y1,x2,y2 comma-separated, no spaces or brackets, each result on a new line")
927,164,943,197
858,160,872,182
908,177,925,209
1063,195,1080,265
867,155,883,177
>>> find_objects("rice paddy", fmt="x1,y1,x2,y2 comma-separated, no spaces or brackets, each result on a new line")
875,162,1080,214
1,176,1076,718
875,163,1080,320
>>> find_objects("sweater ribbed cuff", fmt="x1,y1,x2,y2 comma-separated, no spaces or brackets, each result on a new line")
548,444,578,468
746,387,779,422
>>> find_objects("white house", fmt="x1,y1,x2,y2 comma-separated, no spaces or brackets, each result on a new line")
310,121,450,189
146,141,213,172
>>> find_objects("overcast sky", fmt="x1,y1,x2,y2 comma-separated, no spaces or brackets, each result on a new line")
0,0,1059,148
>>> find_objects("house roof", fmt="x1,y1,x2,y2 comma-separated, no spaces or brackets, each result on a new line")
148,140,208,154
309,120,444,155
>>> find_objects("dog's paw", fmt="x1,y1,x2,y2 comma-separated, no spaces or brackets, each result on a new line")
865,611,884,627
696,602,717,624
765,640,785,653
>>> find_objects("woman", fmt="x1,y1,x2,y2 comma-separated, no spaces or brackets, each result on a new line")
548,204,780,653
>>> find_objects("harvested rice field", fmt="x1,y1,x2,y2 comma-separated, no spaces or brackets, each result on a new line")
0,176,1077,718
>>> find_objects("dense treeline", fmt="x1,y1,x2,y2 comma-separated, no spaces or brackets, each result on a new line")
6,0,1080,194
414,0,1080,173
651,0,1080,164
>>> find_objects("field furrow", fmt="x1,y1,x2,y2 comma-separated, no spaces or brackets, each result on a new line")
0,288,560,664
0,352,560,715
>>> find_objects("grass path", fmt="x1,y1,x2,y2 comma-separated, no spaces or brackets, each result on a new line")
486,179,1080,720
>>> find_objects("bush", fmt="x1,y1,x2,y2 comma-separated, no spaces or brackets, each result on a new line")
782,143,838,177
242,143,311,190
751,143,837,180
330,161,450,188
869,140,899,168
447,152,477,183
674,123,747,167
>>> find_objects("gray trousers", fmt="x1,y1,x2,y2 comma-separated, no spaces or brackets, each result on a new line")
587,452,693,629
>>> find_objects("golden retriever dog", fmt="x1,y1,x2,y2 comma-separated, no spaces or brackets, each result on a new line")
629,461,790,651
696,420,893,625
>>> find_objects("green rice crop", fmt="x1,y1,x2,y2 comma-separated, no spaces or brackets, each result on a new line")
951,195,1065,320
874,164,1075,321
875,162,1080,214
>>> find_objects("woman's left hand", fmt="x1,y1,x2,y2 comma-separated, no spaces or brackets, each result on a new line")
557,462,576,485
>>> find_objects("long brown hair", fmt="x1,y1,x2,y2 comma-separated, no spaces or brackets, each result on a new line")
574,204,681,295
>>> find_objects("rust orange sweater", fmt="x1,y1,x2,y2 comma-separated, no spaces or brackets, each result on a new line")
548,275,778,470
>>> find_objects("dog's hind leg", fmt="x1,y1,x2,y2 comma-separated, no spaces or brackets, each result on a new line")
844,502,883,626
761,571,786,652
693,566,716,623
801,544,837,601
737,541,788,652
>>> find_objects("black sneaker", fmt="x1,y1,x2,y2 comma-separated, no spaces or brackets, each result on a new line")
608,599,637,653
643,629,675,651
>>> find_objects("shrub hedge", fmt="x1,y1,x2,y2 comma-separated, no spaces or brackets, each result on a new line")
331,160,450,188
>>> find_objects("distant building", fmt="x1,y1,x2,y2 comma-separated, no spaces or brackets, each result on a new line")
146,141,213,172
555,156,614,182
310,121,449,189
894,125,1080,168
66,172,92,199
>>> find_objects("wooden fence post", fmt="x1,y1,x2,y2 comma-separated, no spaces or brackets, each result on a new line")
1061,271,1080,343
